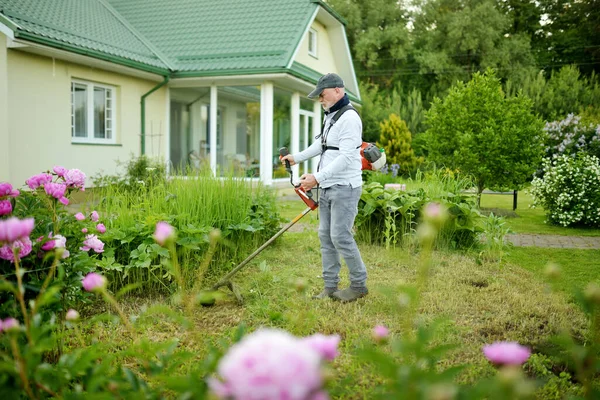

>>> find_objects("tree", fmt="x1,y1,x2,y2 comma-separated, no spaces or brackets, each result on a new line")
410,0,537,95
378,114,423,175
425,69,544,205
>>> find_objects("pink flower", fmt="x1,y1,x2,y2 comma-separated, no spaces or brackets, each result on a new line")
65,309,80,321
90,211,99,222
0,237,33,262
1,317,19,332
53,166,67,177
44,182,69,205
153,221,175,245
96,223,106,234
483,342,531,366
0,200,12,216
81,228,88,233
0,182,19,198
64,169,86,190
80,234,104,253
41,237,56,251
209,329,330,400
372,325,389,342
0,217,35,243
82,272,106,292
25,173,52,190
300,333,341,361
40,234,69,258
75,213,85,221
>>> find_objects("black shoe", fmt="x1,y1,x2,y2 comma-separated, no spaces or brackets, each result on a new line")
332,287,368,303
312,287,337,300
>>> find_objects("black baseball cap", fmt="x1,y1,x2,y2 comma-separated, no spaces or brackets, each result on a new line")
308,73,344,99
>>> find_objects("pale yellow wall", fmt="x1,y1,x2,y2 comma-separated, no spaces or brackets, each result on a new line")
6,49,167,188
294,20,338,75
0,34,9,182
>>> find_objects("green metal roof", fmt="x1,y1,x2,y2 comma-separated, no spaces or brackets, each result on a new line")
0,0,328,75
107,0,316,72
0,0,169,71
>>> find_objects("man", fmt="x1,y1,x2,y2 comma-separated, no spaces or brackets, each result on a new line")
281,73,368,303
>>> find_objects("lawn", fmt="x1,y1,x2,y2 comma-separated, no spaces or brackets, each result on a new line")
479,189,600,237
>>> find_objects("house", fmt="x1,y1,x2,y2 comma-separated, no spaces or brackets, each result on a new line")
0,0,361,187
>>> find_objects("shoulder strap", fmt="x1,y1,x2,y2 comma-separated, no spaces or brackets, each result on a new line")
330,105,358,125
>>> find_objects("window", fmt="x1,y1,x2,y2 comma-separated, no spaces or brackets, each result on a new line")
308,28,317,58
71,80,116,143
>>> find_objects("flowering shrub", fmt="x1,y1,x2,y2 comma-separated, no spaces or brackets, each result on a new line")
530,154,600,227
0,167,109,313
543,114,600,160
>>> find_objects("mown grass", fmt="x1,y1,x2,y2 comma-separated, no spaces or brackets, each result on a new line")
87,229,589,399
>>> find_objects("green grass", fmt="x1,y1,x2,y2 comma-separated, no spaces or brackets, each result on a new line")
480,190,600,236
504,247,600,295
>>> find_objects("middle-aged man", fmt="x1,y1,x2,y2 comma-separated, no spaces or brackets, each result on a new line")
280,73,368,303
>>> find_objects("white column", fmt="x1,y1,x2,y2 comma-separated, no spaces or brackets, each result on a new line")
311,101,322,174
210,84,217,175
290,92,300,181
164,87,171,175
260,82,274,185
0,33,9,181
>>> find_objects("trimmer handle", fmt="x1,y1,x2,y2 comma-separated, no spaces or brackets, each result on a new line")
279,147,292,174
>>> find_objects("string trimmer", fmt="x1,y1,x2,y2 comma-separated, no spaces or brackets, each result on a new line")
210,147,318,303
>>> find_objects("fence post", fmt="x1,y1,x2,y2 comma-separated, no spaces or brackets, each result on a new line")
513,190,518,211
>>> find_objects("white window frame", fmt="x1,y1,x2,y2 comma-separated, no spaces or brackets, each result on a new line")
71,79,117,144
308,28,318,58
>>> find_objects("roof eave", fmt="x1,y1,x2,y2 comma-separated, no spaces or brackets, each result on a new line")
14,30,170,76
309,0,347,26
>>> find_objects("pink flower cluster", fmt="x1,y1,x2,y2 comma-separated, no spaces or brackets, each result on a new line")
0,217,35,263
0,182,20,216
483,341,531,366
24,167,86,207
74,210,107,247
208,329,340,400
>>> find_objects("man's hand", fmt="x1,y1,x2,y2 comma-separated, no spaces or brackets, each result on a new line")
280,154,296,166
299,173,318,191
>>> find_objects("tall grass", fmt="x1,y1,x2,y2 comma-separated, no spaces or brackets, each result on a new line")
91,167,280,293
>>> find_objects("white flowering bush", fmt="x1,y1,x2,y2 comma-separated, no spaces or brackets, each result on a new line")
530,154,600,227
543,114,600,160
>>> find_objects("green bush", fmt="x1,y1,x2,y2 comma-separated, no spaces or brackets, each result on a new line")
378,113,422,176
530,153,600,228
92,154,166,191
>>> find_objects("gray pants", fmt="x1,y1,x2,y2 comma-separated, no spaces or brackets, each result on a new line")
318,184,367,290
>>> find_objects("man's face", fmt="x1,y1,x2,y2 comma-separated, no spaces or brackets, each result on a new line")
318,87,341,111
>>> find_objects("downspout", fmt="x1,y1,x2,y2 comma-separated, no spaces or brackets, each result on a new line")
140,75,169,155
